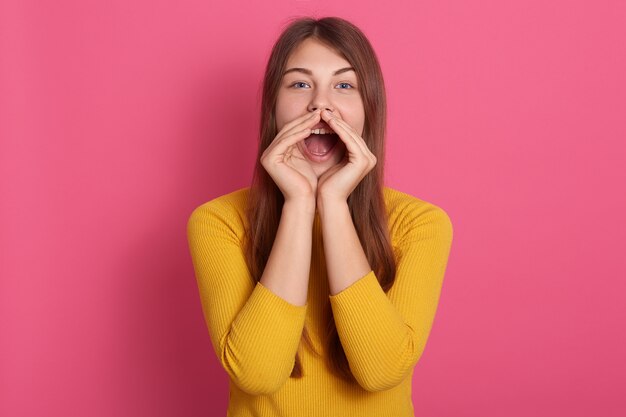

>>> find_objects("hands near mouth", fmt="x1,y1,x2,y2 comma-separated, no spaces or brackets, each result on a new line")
260,109,376,206
261,109,323,203
316,109,377,205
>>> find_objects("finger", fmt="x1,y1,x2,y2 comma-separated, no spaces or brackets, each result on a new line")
264,110,320,154
321,111,364,150
322,112,369,162
328,114,371,155
323,112,376,166
327,111,359,137
262,125,314,161
275,110,321,142
331,118,377,169
330,117,368,155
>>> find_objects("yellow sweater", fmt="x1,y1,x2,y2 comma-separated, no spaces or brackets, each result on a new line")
186,186,453,417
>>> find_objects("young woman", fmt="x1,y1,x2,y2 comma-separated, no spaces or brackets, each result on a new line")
187,16,453,417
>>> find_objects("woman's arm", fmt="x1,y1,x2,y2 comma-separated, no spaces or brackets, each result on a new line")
317,198,372,295
187,196,314,395
319,197,453,392
260,198,315,306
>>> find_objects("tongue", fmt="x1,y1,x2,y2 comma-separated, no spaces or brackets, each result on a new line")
305,134,337,154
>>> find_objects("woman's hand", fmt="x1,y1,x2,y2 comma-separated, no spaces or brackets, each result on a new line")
260,110,321,203
316,109,377,204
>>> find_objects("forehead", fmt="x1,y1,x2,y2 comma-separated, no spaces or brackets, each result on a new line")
286,38,351,69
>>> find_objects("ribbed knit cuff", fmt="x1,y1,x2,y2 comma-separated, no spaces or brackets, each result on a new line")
223,282,308,393
254,281,308,315
328,270,405,341
327,270,412,389
328,270,378,305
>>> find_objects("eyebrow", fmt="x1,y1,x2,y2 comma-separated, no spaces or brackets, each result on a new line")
282,67,355,76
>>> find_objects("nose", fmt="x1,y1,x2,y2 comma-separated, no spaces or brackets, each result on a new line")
307,90,335,113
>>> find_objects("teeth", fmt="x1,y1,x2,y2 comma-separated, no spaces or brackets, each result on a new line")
311,128,335,135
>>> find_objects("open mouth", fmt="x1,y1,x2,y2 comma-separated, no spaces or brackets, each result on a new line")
304,132,338,156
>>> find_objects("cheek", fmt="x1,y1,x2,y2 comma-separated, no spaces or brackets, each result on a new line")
275,95,301,125
274,102,290,128
339,98,365,127
344,109,366,135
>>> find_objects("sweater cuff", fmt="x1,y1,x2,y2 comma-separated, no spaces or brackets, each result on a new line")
230,281,307,361
328,270,379,308
251,281,308,319
328,270,406,341
222,281,308,394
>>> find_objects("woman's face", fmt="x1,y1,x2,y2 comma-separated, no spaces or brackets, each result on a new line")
275,37,365,178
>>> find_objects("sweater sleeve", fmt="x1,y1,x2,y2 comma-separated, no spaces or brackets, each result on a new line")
186,200,307,395
328,204,453,392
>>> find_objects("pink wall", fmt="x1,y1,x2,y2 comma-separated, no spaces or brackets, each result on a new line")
1,0,625,415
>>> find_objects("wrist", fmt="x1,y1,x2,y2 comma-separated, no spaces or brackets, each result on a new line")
317,196,349,219
283,197,317,218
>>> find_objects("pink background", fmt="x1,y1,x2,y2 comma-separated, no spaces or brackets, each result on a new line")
1,0,625,415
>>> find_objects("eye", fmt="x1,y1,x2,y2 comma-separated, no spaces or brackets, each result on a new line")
290,82,310,89
337,82,354,89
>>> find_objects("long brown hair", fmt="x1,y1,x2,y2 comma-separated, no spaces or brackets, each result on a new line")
244,16,397,382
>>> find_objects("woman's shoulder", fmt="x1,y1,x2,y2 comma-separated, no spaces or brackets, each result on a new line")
382,185,449,215
187,187,251,235
190,187,250,212
382,185,453,242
